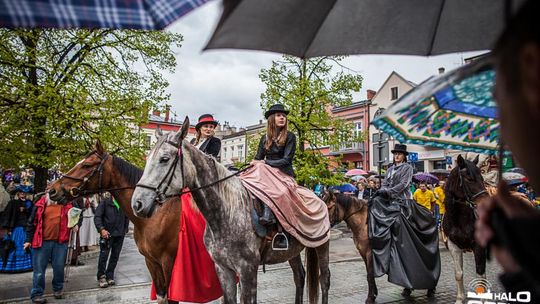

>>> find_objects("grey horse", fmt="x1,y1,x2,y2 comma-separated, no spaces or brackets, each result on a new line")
131,117,330,304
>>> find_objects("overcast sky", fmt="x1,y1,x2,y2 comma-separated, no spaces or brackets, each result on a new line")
162,1,485,128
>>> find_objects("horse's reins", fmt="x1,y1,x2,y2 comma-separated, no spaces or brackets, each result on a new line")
60,152,134,197
136,140,252,205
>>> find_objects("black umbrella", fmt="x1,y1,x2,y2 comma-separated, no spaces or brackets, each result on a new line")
207,0,525,58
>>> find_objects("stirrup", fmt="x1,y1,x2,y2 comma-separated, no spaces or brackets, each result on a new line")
272,232,289,251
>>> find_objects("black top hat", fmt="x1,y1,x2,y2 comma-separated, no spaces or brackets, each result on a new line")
391,143,409,156
264,104,289,119
195,114,219,130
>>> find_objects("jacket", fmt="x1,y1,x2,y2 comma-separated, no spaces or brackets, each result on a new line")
381,162,413,200
25,196,73,248
254,131,296,177
94,197,129,237
191,136,221,158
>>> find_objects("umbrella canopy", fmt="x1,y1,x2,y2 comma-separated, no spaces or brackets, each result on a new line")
350,175,368,183
207,0,525,58
0,0,210,30
345,169,368,176
372,56,499,154
330,183,357,193
413,172,440,185
502,172,528,187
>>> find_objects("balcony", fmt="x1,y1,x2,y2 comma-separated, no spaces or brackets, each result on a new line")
330,141,365,155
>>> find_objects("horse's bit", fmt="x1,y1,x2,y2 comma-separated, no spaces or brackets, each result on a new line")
61,151,109,197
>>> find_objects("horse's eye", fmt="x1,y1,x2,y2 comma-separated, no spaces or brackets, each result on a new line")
81,164,92,169
159,156,170,163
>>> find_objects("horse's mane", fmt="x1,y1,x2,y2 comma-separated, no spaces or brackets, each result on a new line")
182,139,249,214
112,155,143,187
334,193,366,211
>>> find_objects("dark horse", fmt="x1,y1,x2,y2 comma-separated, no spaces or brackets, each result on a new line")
322,191,377,304
131,118,330,304
48,141,181,304
443,155,489,304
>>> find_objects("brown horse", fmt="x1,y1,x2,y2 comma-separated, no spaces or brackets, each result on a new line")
443,155,489,304
322,191,377,304
48,141,181,304
131,119,330,304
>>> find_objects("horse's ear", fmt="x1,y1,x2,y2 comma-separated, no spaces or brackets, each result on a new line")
457,154,466,168
473,155,480,166
95,140,104,155
174,116,190,143
155,127,163,139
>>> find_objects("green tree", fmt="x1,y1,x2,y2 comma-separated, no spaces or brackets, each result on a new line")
0,29,182,192
259,56,364,187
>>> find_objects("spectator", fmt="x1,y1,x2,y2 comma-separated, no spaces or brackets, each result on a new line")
355,182,366,199
433,181,446,226
79,195,98,252
413,182,436,212
365,179,377,200
0,186,33,273
475,0,540,301
94,192,129,288
68,197,85,266
25,193,78,303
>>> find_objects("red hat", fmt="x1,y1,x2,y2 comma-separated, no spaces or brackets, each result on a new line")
195,114,219,130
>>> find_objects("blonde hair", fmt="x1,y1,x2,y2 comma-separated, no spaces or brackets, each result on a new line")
264,113,288,150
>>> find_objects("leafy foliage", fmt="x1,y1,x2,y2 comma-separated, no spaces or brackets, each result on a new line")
0,29,182,191
258,56,364,187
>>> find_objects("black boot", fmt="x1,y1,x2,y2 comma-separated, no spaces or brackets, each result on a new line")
259,204,276,226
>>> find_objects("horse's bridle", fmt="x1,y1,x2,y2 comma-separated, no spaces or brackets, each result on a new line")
457,168,488,208
61,151,109,197
136,139,185,205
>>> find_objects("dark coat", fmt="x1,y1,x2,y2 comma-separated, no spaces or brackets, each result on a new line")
255,132,296,177
1,199,31,229
191,136,221,158
94,197,129,237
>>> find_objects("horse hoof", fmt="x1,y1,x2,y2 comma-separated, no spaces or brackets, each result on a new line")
365,297,376,304
401,288,413,297
427,288,436,298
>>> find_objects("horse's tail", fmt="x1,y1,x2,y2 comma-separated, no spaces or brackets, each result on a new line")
306,247,319,304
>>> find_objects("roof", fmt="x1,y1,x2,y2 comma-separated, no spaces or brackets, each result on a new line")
370,71,416,102
332,99,371,113
148,114,187,126
222,130,246,140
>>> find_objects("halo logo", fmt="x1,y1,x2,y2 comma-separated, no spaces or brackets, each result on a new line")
467,278,530,304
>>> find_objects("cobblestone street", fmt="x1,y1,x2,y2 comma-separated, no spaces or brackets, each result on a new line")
1,226,504,303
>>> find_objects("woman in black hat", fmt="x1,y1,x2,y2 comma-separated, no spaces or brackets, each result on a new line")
190,114,221,158
378,144,413,201
252,104,296,225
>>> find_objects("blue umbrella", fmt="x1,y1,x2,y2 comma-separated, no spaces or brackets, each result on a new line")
372,56,498,154
0,0,210,30
330,183,357,193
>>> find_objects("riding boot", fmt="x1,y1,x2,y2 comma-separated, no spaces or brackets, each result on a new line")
259,204,276,226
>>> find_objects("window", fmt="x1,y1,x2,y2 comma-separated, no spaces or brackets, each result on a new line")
433,160,447,170
145,135,152,148
354,122,363,137
237,145,243,158
223,147,227,159
391,87,399,100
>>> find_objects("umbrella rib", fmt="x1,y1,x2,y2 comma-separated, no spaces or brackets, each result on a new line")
301,0,339,58
427,0,446,56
